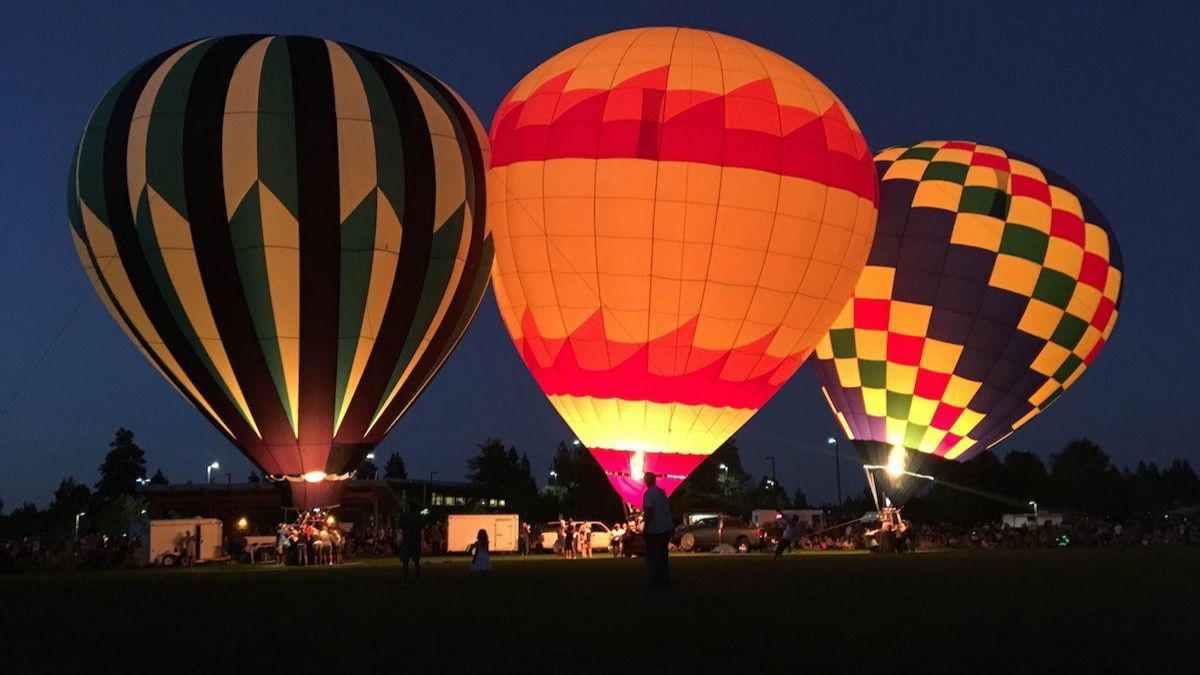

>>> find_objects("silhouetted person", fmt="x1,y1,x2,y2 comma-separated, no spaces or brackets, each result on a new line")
642,472,672,590
399,500,423,585
775,514,800,560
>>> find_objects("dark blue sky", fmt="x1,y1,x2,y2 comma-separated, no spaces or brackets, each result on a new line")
2,2,1197,507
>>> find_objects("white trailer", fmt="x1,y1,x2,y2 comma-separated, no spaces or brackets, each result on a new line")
129,518,226,567
446,514,519,554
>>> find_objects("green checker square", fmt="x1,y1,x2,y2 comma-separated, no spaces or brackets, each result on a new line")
859,360,887,389
1050,313,1088,349
904,423,928,448
829,329,856,359
999,224,1049,263
1039,388,1063,409
922,161,969,184
1033,268,1076,309
899,146,938,161
886,391,913,419
1052,353,1083,383
959,186,1009,218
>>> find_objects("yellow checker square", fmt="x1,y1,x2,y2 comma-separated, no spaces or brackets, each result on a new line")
1042,236,1084,277
888,301,933,336
920,338,963,372
1017,298,1065,340
855,266,896,300
875,146,906,162
1008,158,1044,181
829,300,854,330
1104,267,1122,301
910,396,938,426
813,336,834,360
1007,196,1052,232
911,180,963,210
943,375,981,407
1030,342,1071,377
964,165,1007,190
933,147,972,165
1073,325,1102,359
882,159,928,182
1084,222,1111,259
855,329,887,360
920,428,948,454
887,362,918,394
1029,378,1060,407
973,144,1006,158
950,408,985,437
834,358,861,387
863,387,887,417
950,212,1004,252
1049,185,1082,213
1066,283,1102,321
914,140,944,149
989,254,1041,297
885,417,907,446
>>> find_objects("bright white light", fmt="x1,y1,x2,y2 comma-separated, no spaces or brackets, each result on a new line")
827,437,837,445
885,445,907,477
572,439,581,446
209,461,220,469
366,453,375,460
303,471,327,483
630,451,645,482
719,463,728,471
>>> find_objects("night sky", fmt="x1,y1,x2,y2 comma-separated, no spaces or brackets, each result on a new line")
2,2,1197,507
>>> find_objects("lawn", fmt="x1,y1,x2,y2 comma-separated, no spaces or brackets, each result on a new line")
4,548,1197,673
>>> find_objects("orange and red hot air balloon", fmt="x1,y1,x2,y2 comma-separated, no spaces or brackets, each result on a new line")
488,27,878,504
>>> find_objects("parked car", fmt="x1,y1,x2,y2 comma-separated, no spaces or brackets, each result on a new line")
673,516,759,553
538,521,612,552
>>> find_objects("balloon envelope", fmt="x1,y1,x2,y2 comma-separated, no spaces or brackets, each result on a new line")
488,27,878,504
68,35,492,507
812,141,1123,504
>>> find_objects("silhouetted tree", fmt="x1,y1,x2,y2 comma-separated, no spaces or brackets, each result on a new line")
355,459,378,480
383,452,408,480
793,488,811,509
466,438,539,516
748,475,790,509
671,438,751,514
46,478,91,536
95,428,147,500
149,469,169,485
247,471,260,483
1047,438,1120,516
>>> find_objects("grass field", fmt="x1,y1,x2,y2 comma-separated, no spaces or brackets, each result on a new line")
4,548,1197,673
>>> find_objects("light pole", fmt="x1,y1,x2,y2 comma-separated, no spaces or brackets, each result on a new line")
366,452,378,479
206,461,220,484
1029,500,1039,520
74,511,85,539
765,456,777,485
827,437,842,506
424,470,438,507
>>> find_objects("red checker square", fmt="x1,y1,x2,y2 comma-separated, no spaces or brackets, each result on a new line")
935,433,962,456
970,152,1009,170
943,141,976,151
1051,209,1086,245
914,368,952,399
1090,297,1115,330
1010,174,1051,203
930,402,962,431
853,298,890,330
1079,252,1108,290
1084,337,1106,365
887,333,924,366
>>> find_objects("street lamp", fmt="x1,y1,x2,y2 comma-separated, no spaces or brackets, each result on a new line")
572,439,581,446
549,469,558,484
765,455,777,485
74,512,86,539
424,470,438,507
207,461,220,484
827,437,842,506
1029,500,1039,520
719,463,728,471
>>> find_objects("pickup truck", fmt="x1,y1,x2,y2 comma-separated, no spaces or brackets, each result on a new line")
673,516,759,553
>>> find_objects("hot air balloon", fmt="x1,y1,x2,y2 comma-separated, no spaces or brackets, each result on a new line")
488,27,878,504
812,141,1123,506
68,35,492,508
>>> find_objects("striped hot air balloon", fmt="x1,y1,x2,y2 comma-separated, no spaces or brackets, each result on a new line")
812,141,1123,505
488,27,878,504
68,35,492,508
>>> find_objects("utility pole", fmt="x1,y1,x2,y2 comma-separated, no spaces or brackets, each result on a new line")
827,437,842,506
765,456,777,485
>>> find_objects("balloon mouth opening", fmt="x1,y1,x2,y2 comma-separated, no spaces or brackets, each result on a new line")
266,471,352,484
303,471,327,483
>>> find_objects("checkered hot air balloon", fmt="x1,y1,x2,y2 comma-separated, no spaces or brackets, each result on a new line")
812,141,1123,505
488,27,878,504
68,36,492,508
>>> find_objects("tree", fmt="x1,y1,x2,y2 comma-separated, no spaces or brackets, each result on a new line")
383,452,408,480
793,488,811,509
1000,450,1048,504
466,438,539,517
670,438,752,513
543,441,622,521
748,475,790,510
149,469,169,485
355,459,378,480
46,477,92,536
1047,438,1120,516
247,471,261,483
95,428,147,500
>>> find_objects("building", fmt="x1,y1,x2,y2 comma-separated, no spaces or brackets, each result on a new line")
145,478,507,535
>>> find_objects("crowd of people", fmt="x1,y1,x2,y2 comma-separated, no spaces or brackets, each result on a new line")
274,513,346,566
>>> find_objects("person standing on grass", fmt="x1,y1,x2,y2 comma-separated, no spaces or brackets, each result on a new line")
468,528,491,577
642,472,672,590
775,514,800,560
399,500,423,586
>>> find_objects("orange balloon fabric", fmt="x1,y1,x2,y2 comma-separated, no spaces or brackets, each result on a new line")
488,27,877,503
